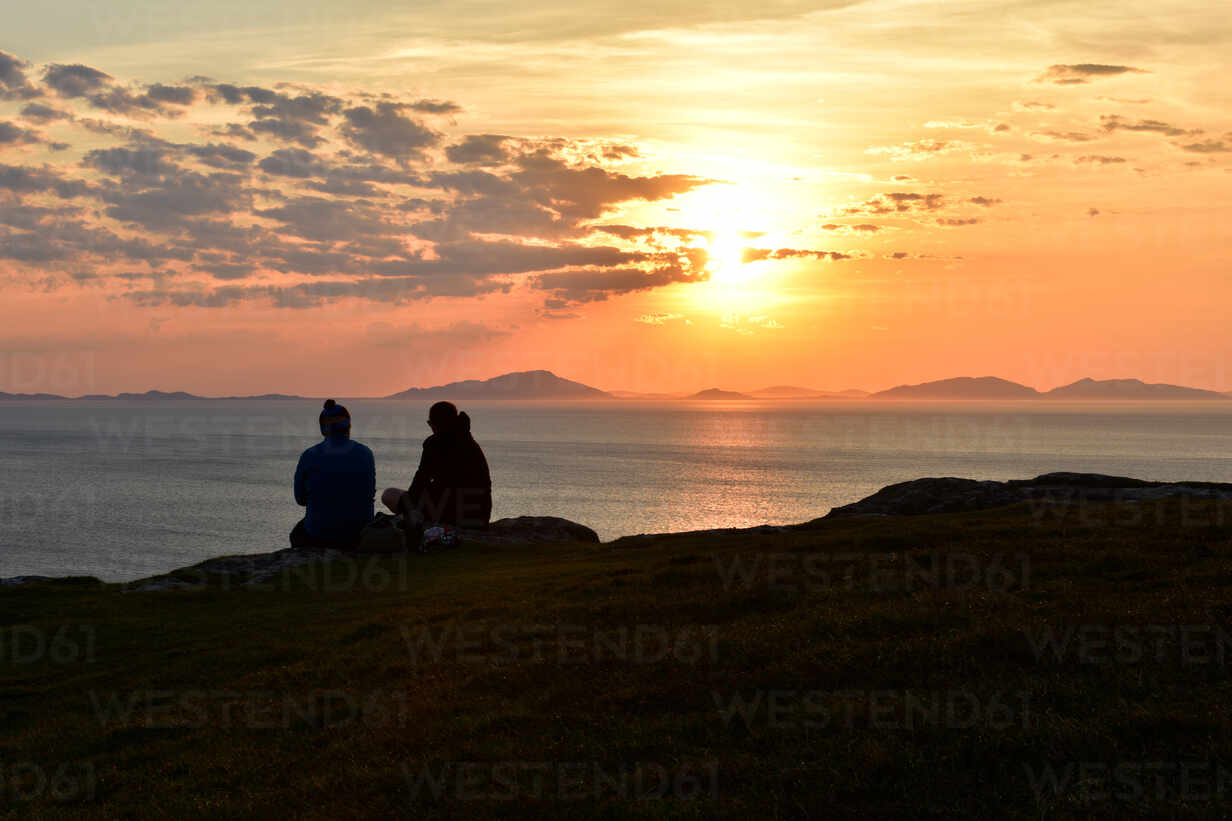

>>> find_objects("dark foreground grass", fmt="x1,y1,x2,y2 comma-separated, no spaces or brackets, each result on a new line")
3,498,1232,819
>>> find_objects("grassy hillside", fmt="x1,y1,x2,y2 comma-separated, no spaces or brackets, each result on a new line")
3,497,1231,819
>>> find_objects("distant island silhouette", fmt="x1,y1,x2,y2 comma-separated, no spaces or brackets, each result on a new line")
385,369,610,400
0,389,307,401
870,376,1229,400
0,372,1226,401
687,388,754,400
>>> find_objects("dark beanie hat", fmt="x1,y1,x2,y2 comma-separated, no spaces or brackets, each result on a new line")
319,399,351,436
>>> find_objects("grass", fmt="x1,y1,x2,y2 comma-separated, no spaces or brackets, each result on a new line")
2,497,1231,818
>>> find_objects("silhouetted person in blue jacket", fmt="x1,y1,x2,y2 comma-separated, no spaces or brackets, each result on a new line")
382,401,492,529
291,400,375,548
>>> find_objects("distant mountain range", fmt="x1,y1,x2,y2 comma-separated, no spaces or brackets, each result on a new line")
1,373,1225,402
870,376,1229,400
872,376,1041,400
386,370,610,400
0,389,305,401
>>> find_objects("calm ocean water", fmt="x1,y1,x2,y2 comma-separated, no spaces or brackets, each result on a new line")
1,399,1230,582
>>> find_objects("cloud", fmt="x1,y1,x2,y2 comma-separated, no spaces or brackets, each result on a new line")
968,196,1001,206
1034,64,1148,85
866,138,972,160
0,51,40,100
82,145,178,178
254,196,392,241
19,102,72,123
0,56,723,309
186,143,257,169
43,63,112,97
936,217,981,226
248,117,325,148
1074,155,1126,165
0,163,93,197
839,192,945,215
1012,101,1055,112
341,102,439,159
0,121,42,146
924,120,1009,134
408,99,462,115
820,222,881,232
1177,139,1229,153
532,263,704,304
1099,115,1200,137
742,247,855,262
445,134,512,165
634,312,685,325
145,83,197,106
257,147,326,178
1029,130,1094,142
83,87,183,118
882,251,963,260
204,85,345,147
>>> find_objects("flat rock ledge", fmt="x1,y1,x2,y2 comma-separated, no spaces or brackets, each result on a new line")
122,516,600,592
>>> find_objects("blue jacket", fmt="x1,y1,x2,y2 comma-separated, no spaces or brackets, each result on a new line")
294,436,375,541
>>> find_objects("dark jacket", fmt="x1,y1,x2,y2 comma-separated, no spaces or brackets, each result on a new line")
294,436,376,541
405,415,492,528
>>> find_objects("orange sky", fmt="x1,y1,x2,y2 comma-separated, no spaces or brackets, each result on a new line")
1,0,1230,395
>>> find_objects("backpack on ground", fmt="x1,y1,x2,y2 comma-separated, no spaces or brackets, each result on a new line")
356,512,407,553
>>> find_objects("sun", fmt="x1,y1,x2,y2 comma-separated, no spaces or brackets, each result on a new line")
705,229,752,285
676,184,780,309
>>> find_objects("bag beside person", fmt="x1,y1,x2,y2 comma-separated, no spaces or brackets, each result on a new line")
355,512,407,554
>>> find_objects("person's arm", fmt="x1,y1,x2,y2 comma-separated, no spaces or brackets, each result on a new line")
293,450,310,506
406,437,434,506
365,446,376,503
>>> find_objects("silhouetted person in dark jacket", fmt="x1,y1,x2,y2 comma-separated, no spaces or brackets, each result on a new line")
382,401,492,529
291,399,376,548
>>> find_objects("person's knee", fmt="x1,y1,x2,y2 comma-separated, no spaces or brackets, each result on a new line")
381,487,406,512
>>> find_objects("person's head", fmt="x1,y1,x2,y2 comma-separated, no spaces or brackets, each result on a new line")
427,401,470,435
319,399,351,438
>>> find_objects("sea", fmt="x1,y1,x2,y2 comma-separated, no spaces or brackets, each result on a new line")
1,399,1230,582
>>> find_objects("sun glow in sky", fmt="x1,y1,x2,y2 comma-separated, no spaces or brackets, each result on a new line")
0,0,1230,395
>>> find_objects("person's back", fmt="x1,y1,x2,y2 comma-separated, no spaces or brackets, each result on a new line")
382,402,492,529
292,400,375,547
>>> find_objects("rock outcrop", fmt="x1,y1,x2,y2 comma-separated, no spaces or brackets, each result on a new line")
459,516,598,545
124,515,599,592
823,472,1232,518
0,575,102,587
